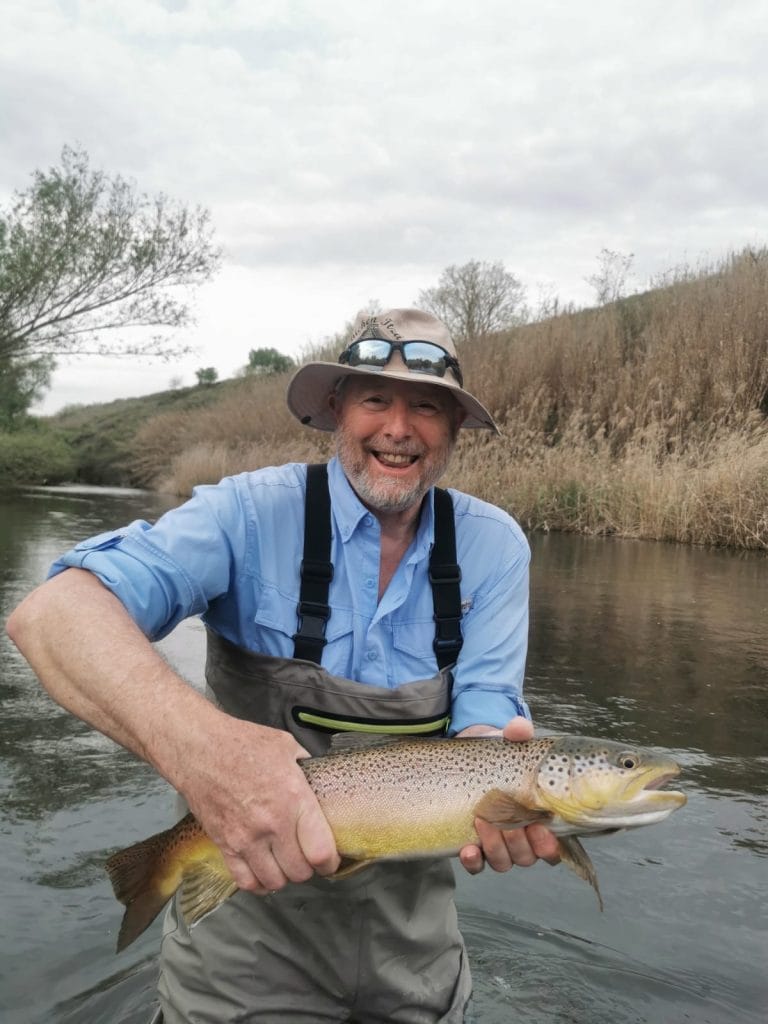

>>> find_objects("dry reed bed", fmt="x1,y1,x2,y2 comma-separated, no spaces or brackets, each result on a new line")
132,250,768,550
447,421,768,549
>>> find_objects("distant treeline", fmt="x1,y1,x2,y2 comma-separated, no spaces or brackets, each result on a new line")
6,248,768,549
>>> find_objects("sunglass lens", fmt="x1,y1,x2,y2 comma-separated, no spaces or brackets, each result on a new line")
403,342,449,376
346,339,392,367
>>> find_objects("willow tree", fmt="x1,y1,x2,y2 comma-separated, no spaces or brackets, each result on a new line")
0,145,221,425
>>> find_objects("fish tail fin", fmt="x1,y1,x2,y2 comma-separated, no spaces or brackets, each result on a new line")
557,836,604,912
105,824,185,952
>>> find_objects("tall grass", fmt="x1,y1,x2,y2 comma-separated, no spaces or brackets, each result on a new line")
131,249,768,549
132,375,335,494
446,421,768,548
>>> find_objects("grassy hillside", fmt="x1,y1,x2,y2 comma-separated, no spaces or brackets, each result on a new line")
41,377,256,486
6,247,768,548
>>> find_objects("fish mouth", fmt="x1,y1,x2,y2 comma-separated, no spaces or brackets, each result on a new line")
559,762,687,826
627,764,686,810
643,769,680,791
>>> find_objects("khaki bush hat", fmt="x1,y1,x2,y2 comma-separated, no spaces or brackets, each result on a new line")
286,308,500,434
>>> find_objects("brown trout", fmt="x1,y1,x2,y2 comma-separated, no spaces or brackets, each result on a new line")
105,733,686,951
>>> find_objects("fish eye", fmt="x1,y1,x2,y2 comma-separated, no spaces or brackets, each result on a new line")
619,754,638,769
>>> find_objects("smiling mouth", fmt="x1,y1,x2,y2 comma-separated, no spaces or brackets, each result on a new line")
373,451,418,468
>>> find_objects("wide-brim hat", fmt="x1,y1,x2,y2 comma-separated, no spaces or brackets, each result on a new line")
286,308,500,434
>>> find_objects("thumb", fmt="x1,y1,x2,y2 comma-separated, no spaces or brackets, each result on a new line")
502,716,534,743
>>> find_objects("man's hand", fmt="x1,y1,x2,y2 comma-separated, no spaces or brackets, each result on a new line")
457,716,561,875
180,718,341,895
6,570,340,896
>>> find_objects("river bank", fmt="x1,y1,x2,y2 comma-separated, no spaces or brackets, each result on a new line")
3,248,768,549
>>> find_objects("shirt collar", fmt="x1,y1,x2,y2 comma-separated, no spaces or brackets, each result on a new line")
327,455,436,558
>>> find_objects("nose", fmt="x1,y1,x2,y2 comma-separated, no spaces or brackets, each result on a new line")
382,396,412,439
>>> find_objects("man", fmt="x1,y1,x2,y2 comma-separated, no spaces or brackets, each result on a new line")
7,308,558,1023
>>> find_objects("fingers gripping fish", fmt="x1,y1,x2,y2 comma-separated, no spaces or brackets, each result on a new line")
105,734,686,951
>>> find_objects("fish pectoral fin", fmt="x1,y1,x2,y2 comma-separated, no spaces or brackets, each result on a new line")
558,836,604,912
178,863,239,928
473,788,553,829
329,857,375,880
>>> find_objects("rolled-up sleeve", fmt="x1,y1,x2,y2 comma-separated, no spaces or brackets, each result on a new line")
48,478,248,641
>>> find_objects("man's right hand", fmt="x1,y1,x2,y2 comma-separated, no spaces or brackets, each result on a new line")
6,571,340,896
178,718,341,893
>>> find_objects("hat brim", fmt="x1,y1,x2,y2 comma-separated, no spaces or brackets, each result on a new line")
286,361,500,434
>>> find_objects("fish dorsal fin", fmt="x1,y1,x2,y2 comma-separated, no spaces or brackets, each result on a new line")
557,836,604,912
473,788,553,829
327,732,416,752
178,862,238,928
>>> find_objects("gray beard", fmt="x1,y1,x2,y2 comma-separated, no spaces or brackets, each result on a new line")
335,429,454,514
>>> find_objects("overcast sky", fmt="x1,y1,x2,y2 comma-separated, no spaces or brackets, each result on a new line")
3,0,767,414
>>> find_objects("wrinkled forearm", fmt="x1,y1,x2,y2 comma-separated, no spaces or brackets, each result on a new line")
7,568,341,889
5,567,225,792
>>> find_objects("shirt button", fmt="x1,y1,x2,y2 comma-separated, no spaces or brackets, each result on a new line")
367,649,378,661
364,515,374,527
365,578,375,588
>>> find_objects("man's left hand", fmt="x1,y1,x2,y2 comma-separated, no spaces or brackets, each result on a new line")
456,716,561,875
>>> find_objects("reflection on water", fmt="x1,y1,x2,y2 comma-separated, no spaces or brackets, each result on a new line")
526,533,768,786
1,488,766,1024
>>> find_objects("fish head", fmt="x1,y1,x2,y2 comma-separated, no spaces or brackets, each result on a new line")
534,736,687,832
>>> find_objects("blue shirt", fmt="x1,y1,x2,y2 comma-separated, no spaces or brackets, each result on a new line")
50,457,531,734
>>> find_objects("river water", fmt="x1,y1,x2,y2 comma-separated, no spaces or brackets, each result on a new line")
1,485,765,1024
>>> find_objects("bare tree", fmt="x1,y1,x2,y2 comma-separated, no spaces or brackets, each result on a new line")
417,260,527,343
586,248,635,306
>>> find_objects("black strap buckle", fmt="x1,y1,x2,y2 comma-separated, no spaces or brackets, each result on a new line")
433,636,462,654
433,615,463,639
428,563,462,585
433,617,463,659
294,600,331,644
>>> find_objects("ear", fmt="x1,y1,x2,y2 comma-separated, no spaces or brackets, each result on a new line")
452,403,467,433
328,390,342,425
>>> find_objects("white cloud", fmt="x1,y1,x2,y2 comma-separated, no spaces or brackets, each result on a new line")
3,0,768,411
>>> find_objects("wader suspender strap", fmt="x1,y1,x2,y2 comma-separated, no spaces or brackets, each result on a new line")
293,463,463,669
292,464,334,665
429,486,464,670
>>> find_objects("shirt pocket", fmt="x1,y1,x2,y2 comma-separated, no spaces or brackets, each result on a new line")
392,619,438,677
252,586,354,659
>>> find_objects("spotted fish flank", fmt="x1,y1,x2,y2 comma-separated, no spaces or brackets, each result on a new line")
105,734,686,951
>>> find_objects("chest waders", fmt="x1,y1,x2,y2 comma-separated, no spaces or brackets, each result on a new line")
157,466,473,1023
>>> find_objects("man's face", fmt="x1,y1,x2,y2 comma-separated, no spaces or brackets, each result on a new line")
330,375,465,515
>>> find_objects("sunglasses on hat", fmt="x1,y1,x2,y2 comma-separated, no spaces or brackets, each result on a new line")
338,339,464,387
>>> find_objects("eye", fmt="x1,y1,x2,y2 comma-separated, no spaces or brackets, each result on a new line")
412,400,440,415
361,394,388,408
619,754,638,770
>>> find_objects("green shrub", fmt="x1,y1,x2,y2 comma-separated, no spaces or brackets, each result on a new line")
0,430,77,484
